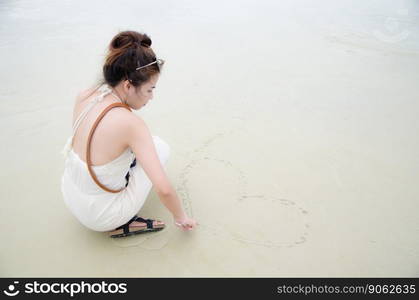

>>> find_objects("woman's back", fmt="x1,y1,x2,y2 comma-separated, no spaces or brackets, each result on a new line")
71,86,133,166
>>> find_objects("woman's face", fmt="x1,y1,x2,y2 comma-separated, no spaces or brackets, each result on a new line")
127,74,159,110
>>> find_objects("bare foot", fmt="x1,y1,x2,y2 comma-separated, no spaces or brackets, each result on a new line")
129,219,165,229
109,217,165,237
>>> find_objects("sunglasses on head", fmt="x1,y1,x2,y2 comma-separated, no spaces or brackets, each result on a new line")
136,58,165,71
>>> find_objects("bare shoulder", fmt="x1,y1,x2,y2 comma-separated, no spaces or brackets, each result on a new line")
108,108,149,134
91,108,149,150
122,111,149,132
110,110,151,149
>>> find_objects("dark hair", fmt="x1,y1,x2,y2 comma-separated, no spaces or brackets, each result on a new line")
103,30,163,88
79,30,163,102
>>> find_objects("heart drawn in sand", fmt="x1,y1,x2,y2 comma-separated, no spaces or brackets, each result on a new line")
176,130,310,248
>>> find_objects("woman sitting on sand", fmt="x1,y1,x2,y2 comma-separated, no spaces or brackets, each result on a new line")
61,30,197,237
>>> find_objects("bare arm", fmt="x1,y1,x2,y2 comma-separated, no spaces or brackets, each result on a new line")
126,114,196,229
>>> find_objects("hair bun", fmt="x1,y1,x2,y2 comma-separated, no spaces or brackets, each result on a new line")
104,30,160,86
140,36,152,48
110,31,152,50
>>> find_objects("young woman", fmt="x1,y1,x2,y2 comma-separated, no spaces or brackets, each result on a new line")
61,30,197,238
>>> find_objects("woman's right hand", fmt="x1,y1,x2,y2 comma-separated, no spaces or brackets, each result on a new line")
174,216,198,231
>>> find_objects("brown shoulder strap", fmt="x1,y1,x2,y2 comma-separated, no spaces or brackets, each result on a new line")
86,102,132,193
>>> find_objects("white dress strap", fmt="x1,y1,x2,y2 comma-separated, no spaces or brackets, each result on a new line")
61,84,116,159
71,84,112,134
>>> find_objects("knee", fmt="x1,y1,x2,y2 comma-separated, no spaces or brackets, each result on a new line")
152,136,171,164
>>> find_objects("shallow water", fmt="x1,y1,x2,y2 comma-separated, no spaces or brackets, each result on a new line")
1,0,418,277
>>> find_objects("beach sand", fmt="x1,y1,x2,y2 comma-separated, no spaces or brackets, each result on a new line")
0,0,418,277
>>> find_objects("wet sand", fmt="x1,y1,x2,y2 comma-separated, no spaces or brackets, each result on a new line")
0,0,418,277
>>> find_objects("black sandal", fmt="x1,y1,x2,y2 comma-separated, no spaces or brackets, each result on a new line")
109,216,165,238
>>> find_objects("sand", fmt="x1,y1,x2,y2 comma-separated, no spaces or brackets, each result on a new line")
0,0,418,277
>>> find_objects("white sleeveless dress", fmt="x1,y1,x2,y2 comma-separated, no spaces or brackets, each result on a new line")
60,84,170,232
